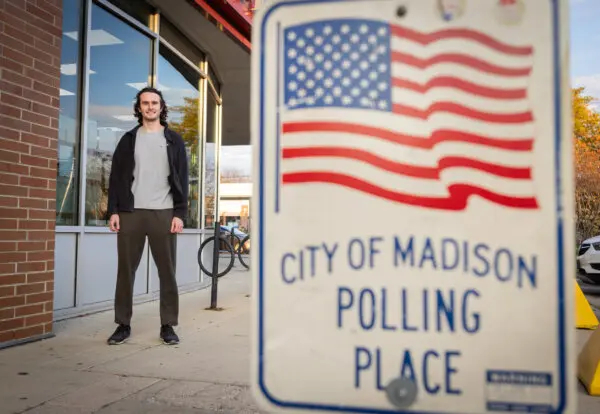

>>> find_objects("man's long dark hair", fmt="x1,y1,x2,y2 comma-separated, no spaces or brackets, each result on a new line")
133,86,169,126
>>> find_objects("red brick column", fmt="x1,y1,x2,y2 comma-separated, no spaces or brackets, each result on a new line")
0,0,63,346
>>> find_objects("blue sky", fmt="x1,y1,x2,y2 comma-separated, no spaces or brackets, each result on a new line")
571,0,600,106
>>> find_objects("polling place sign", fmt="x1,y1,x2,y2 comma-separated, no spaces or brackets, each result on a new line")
251,0,575,412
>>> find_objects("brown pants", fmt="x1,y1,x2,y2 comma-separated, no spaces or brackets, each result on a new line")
114,209,179,326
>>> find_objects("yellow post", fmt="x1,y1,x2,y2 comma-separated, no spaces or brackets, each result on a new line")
576,281,598,329
577,280,600,395
578,327,600,395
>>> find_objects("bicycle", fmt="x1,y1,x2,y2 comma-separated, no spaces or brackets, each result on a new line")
223,225,250,270
197,226,249,277
225,227,243,253
237,234,250,270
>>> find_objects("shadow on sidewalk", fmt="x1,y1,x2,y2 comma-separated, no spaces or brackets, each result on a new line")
0,269,270,414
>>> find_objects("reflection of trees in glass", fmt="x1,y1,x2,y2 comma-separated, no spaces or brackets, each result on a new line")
57,156,77,221
170,96,199,154
203,93,218,228
170,96,201,228
56,0,82,226
204,143,216,228
83,3,152,226
56,123,79,224
85,150,112,224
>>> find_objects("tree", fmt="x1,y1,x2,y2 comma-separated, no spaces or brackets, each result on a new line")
170,96,201,228
573,86,600,244
573,87,600,150
170,96,200,155
221,167,251,183
170,96,224,227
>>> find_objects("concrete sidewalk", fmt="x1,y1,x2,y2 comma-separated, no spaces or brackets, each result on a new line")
1,269,600,413
0,269,266,414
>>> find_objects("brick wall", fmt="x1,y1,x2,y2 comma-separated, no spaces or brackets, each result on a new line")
0,0,62,344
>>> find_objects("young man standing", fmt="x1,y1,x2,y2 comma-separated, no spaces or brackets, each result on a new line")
106,87,189,345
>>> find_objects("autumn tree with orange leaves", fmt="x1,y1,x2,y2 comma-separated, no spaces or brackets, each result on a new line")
574,86,600,244
169,96,202,228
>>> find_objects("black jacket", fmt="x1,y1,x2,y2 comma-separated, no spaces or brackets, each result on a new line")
107,124,189,220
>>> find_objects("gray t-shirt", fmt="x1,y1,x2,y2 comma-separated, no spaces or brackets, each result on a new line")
131,127,174,210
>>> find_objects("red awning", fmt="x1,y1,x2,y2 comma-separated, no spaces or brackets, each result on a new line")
192,0,255,51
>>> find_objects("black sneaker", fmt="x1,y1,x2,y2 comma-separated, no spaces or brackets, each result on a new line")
107,324,131,345
160,325,179,345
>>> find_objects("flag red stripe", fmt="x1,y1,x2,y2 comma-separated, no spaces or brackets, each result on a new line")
283,147,531,180
282,122,533,151
391,51,531,77
392,102,533,123
390,25,533,56
392,76,527,99
282,172,539,210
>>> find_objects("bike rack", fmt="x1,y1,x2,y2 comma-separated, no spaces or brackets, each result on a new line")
209,223,220,309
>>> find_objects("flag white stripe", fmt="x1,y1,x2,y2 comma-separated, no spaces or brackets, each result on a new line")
281,109,535,139
282,132,533,168
390,37,533,70
391,62,529,90
391,87,531,114
281,158,535,198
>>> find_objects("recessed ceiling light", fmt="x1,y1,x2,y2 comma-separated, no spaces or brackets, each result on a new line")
126,82,171,91
113,115,136,122
98,127,126,132
64,29,123,47
61,63,96,75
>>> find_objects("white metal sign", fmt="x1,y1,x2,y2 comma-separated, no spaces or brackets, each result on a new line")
251,0,575,412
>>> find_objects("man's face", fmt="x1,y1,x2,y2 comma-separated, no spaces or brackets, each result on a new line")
139,91,161,122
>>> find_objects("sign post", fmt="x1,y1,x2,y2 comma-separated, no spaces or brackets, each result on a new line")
251,0,575,412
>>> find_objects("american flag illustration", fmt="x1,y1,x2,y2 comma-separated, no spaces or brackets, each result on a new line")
277,18,538,211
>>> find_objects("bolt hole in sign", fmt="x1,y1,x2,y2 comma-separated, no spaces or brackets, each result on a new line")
250,0,575,413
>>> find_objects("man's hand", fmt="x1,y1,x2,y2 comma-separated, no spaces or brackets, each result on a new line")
109,214,120,232
171,217,184,233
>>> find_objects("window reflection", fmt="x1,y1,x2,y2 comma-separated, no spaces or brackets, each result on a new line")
158,45,202,228
106,0,154,27
204,92,218,228
159,18,205,68
85,4,153,225
56,0,83,225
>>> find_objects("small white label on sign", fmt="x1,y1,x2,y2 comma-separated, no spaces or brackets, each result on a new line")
485,370,554,412
251,0,575,413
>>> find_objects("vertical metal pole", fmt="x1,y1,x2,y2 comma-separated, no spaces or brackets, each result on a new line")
210,223,220,308
207,61,221,309
147,12,160,294
150,12,159,88
198,61,207,283
73,0,93,309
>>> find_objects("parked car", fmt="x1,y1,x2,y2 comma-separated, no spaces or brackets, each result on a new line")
577,235,600,281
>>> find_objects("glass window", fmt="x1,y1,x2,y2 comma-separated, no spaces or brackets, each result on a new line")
219,144,251,232
56,0,84,226
84,3,153,226
106,0,154,27
204,91,218,228
159,17,205,68
158,45,202,229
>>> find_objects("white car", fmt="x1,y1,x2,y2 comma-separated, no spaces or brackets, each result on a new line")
577,235,600,276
